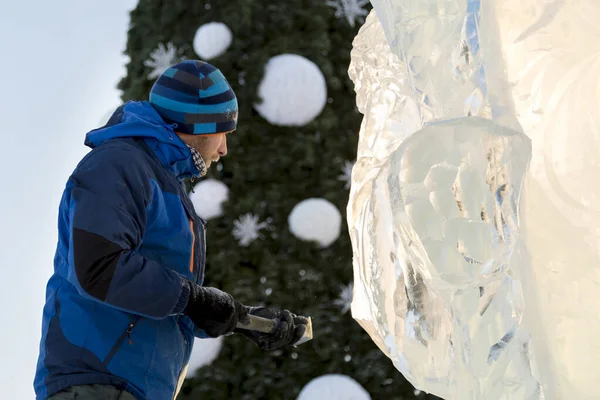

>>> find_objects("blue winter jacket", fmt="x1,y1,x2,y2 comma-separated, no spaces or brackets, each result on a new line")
34,101,211,400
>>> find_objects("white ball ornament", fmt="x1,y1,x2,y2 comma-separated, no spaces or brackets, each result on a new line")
185,336,223,378
193,22,233,60
255,54,327,126
288,198,342,247
190,179,229,220
297,374,371,400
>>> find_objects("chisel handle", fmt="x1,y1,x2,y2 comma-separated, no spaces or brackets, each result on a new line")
236,314,278,333
235,314,313,345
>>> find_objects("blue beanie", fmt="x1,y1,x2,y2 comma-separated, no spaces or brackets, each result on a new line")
149,60,238,135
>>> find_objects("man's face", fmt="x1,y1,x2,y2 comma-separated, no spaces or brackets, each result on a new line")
177,132,229,169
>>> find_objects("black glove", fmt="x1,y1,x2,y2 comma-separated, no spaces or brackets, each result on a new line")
235,307,308,351
183,281,246,338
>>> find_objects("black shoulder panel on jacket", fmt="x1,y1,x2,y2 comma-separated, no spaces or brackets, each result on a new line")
73,227,123,301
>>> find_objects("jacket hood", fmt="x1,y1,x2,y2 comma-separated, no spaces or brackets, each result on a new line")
85,101,200,180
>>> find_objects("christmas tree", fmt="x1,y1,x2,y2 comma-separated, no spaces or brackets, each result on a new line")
117,0,440,398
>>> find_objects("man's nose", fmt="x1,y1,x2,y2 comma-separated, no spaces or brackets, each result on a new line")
218,135,227,157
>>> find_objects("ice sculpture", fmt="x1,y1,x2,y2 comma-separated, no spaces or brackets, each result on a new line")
346,1,600,398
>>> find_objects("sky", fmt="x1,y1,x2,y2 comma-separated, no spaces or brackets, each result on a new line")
0,1,137,397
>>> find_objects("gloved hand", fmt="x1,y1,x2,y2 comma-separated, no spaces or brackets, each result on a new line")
235,307,308,351
183,281,246,338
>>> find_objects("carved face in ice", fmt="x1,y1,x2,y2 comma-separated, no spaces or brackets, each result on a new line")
385,118,531,286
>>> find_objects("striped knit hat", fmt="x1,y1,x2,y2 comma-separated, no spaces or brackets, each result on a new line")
149,60,238,135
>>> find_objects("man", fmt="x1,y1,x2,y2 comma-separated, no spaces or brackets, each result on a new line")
34,60,308,400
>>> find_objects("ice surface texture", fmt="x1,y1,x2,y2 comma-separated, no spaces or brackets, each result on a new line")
344,0,600,397
493,1,600,398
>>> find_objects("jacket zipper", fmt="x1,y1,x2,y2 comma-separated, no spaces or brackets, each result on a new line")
127,320,136,345
179,182,205,283
200,219,206,283
189,219,196,275
136,140,205,282
103,316,141,366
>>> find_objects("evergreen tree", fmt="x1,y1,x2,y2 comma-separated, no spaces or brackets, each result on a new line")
118,0,439,398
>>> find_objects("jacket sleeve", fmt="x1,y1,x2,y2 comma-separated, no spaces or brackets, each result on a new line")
66,145,190,319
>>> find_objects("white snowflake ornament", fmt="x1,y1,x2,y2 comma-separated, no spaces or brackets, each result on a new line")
338,160,355,190
327,0,370,27
255,54,327,126
193,22,233,60
288,198,342,248
190,179,229,220
297,374,371,400
334,283,354,314
144,43,184,79
185,336,223,378
232,213,270,246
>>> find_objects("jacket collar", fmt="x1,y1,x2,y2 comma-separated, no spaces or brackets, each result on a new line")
84,101,201,180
